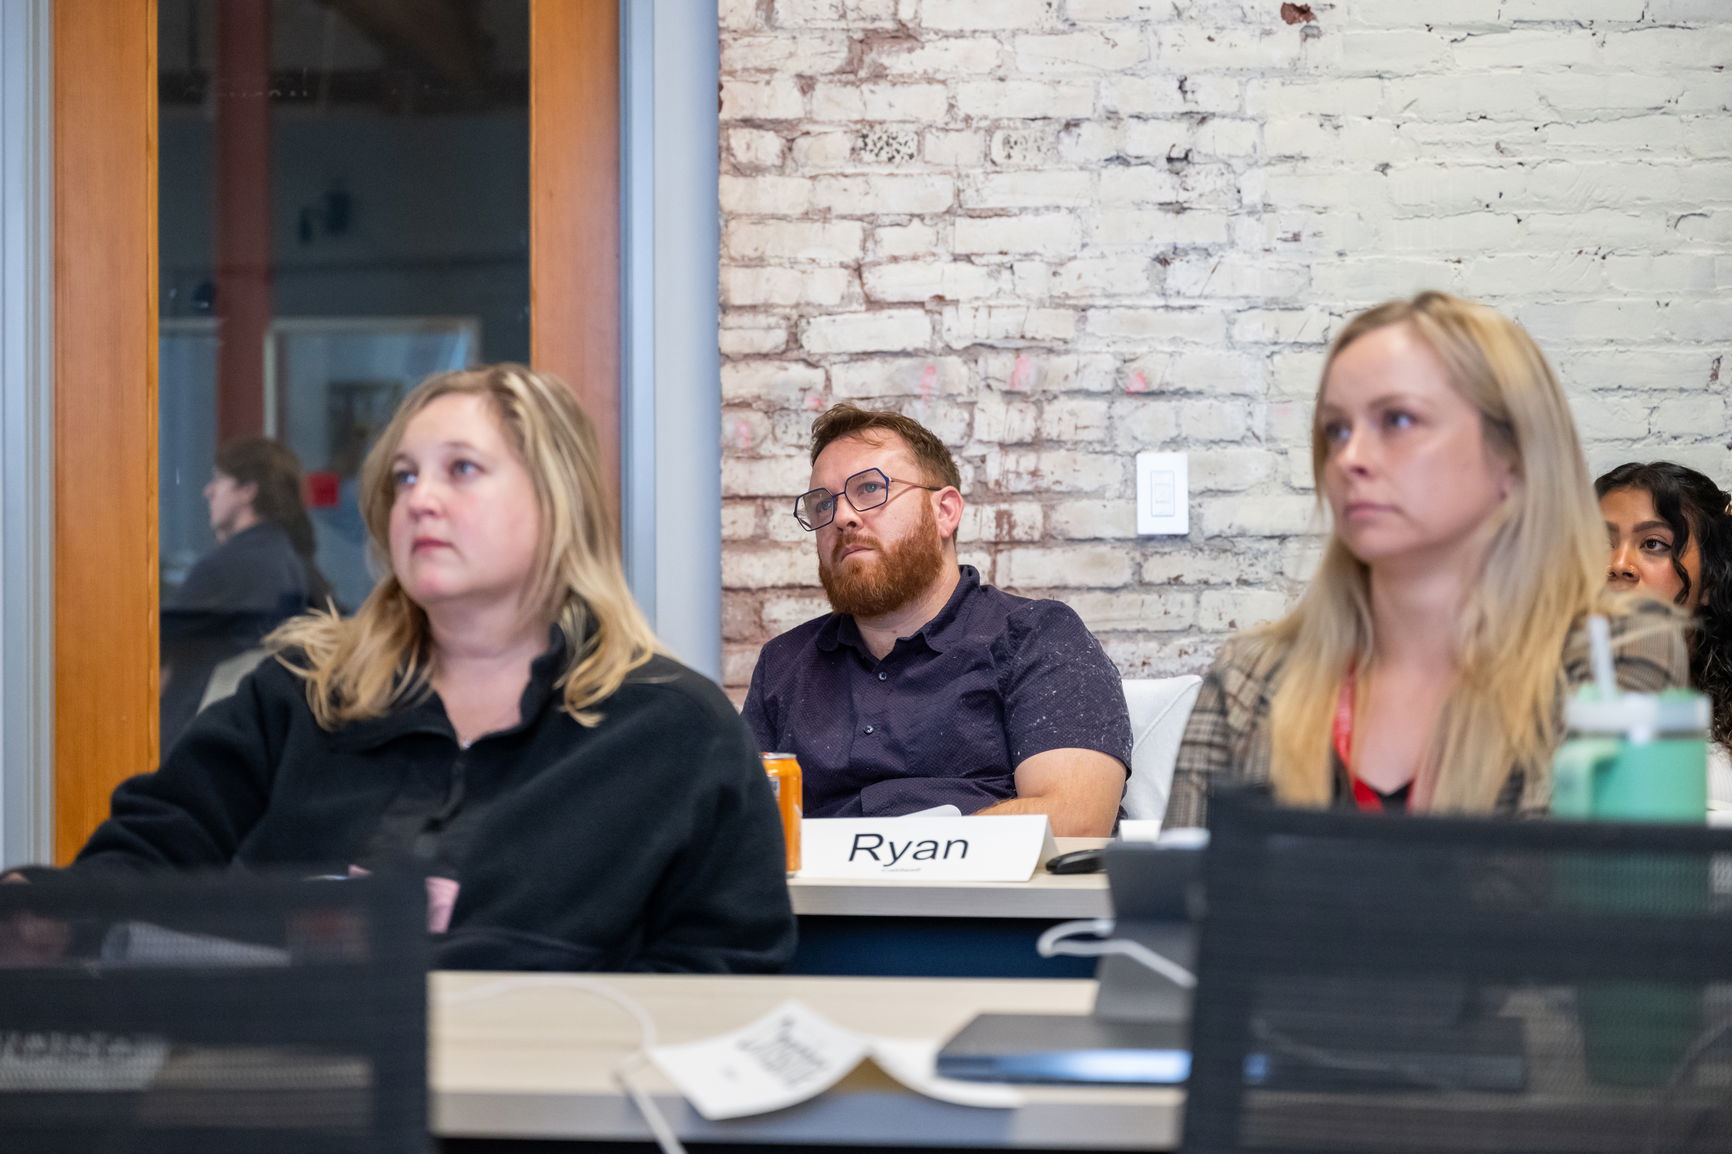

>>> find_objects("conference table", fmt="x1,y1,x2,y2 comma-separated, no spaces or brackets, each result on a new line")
431,818,1732,1148
431,971,1182,1150
432,838,1174,1148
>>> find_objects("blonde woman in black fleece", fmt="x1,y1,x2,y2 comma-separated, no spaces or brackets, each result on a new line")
13,365,794,973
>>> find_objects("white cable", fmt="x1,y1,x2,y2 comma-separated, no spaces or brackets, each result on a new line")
440,976,688,1154
1036,917,1198,989
1037,918,1115,954
613,1052,689,1154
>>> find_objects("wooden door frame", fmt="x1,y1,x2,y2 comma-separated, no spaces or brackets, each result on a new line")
53,0,158,862
531,0,621,515
51,0,621,861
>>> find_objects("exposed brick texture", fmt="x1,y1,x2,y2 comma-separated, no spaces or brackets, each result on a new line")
718,2,1732,697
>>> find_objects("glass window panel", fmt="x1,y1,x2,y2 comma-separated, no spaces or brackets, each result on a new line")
269,317,480,606
157,0,528,747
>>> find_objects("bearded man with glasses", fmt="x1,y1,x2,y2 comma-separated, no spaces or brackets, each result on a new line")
742,403,1131,836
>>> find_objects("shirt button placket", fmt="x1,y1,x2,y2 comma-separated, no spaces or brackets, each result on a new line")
863,667,888,737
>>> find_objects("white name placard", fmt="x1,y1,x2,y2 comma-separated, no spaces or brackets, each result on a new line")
798,816,1059,882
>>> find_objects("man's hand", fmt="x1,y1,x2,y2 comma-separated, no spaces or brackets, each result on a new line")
972,748,1125,837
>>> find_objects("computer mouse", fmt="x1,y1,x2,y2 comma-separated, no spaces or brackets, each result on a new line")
1045,848,1105,874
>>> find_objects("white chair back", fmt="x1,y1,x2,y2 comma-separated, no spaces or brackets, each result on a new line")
1121,675,1204,825
197,647,272,713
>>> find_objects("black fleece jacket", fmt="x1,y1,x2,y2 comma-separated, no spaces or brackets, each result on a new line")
44,643,795,973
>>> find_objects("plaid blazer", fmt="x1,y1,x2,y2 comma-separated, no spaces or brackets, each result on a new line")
1164,600,1690,829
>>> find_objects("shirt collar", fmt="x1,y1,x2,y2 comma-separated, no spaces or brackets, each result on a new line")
813,564,979,659
331,625,569,750
222,521,287,548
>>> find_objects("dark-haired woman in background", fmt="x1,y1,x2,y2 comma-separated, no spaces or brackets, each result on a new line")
1597,461,1732,808
160,438,335,748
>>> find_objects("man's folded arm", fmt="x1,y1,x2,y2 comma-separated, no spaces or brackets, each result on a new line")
972,747,1125,836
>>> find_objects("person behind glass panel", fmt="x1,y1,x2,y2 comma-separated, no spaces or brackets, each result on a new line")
13,365,794,973
743,402,1132,837
160,437,335,750
1596,460,1732,808
1167,292,1688,827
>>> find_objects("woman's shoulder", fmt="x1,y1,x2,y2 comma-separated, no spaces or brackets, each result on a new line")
600,656,764,786
166,646,324,759
237,648,340,730
617,653,744,727
1177,631,1289,762
1570,592,1687,651
1563,593,1691,691
1205,630,1289,702
229,522,305,574
230,645,310,700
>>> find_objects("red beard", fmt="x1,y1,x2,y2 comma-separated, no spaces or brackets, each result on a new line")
819,502,946,619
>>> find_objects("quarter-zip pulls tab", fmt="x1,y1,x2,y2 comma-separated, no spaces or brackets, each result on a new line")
414,745,469,861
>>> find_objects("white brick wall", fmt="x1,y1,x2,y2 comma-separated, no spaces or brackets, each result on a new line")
718,1,1732,695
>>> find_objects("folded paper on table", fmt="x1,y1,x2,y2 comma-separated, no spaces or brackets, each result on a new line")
647,1001,1022,1120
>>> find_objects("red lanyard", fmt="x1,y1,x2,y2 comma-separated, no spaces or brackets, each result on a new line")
1333,668,1403,813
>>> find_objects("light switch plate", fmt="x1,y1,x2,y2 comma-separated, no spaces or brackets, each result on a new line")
1136,451,1188,535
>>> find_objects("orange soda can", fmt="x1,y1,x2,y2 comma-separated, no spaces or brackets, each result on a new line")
760,752,803,874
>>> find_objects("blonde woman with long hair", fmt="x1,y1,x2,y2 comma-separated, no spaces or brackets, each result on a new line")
1167,293,1687,826
18,365,795,972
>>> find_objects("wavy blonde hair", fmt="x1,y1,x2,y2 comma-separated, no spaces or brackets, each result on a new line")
269,364,659,728
1259,292,1616,813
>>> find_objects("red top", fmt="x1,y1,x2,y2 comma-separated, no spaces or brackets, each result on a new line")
1333,669,1410,814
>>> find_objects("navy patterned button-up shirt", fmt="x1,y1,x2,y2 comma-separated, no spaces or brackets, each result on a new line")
743,565,1133,818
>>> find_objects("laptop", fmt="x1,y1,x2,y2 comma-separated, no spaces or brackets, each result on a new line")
935,838,1203,1086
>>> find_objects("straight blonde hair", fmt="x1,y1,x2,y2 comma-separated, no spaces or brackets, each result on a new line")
1261,292,1612,812
269,364,659,728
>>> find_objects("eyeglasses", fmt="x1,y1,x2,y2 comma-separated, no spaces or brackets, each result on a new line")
793,467,943,532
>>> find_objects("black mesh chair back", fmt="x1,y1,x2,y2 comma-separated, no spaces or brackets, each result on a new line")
1183,788,1732,1154
0,871,428,1154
